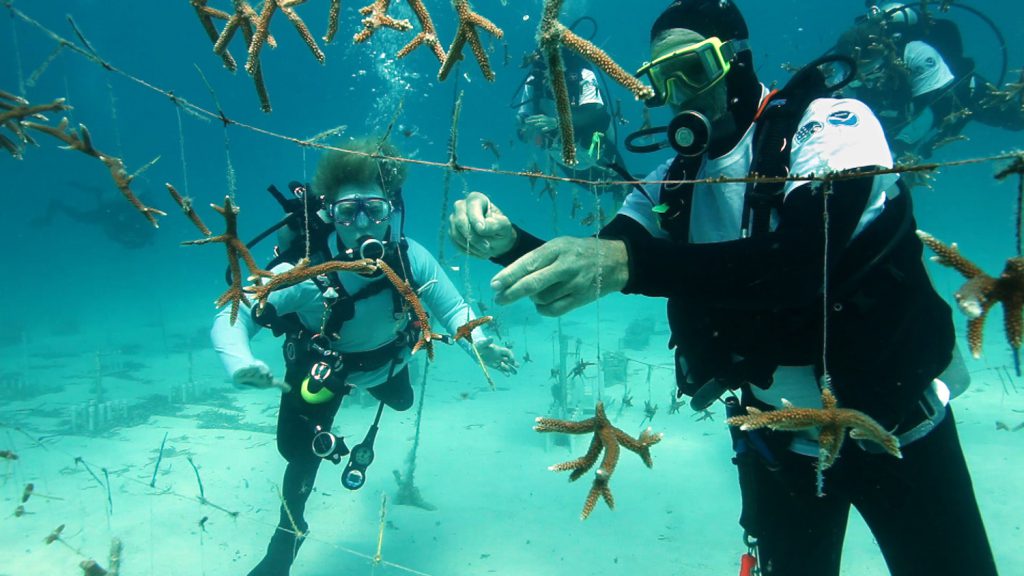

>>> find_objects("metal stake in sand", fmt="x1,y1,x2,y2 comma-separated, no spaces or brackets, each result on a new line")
373,493,388,565
150,432,168,488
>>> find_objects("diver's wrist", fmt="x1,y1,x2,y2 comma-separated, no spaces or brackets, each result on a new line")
496,226,518,257
602,239,630,294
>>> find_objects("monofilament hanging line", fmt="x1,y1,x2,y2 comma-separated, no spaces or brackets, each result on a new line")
820,177,834,393
590,168,604,403
302,178,311,260
194,64,237,202
998,154,1024,256
1017,171,1022,257
7,3,25,96
175,104,191,200
437,87,464,266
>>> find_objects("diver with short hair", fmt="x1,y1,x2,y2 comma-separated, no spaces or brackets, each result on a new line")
211,137,515,576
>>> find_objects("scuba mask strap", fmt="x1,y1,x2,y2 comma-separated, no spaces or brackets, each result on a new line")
392,186,407,240
720,38,750,66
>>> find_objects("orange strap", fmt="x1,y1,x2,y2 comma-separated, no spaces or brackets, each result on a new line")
739,552,758,576
753,89,780,122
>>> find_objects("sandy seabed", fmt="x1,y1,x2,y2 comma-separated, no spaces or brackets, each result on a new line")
1,292,1021,576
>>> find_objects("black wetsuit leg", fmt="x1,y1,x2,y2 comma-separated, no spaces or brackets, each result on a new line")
740,405,996,576
366,366,412,411
248,382,345,576
739,444,850,575
851,406,997,576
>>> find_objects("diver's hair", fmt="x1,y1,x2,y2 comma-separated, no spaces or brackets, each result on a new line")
313,136,407,202
835,21,884,58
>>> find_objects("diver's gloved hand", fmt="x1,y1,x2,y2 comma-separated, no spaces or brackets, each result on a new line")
232,362,292,393
474,337,518,375
491,236,629,317
449,192,517,259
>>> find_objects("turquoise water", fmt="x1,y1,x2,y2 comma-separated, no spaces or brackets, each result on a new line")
1,1,1022,574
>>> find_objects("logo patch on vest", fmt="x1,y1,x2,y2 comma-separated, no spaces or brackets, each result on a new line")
826,110,859,127
794,120,824,145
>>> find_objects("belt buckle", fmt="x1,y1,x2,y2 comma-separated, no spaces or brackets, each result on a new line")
896,384,946,446
857,383,947,453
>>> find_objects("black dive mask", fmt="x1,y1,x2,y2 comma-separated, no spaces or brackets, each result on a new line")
625,110,712,157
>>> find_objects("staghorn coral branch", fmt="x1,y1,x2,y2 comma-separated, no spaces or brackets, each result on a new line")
211,0,274,112
247,0,325,77
376,259,436,359
212,1,273,59
613,427,660,468
22,117,166,227
535,402,663,519
324,0,341,42
354,0,413,44
180,195,272,324
396,0,446,63
536,0,654,165
979,69,1024,111
558,26,653,102
727,388,901,476
243,257,376,314
453,315,491,342
166,182,212,236
994,154,1024,256
438,0,503,82
547,47,577,165
190,0,238,72
916,230,984,279
0,91,70,158
916,230,1024,368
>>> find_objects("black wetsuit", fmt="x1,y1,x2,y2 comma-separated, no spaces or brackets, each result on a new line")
248,316,415,576
495,129,998,576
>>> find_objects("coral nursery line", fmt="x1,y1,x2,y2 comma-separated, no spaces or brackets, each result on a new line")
4,0,1019,200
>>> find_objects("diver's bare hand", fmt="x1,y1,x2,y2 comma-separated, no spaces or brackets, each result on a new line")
524,114,559,134
449,192,517,259
490,237,629,317
475,337,518,375
232,362,291,393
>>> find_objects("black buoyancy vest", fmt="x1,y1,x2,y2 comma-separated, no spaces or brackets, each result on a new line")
253,240,417,341
658,69,952,403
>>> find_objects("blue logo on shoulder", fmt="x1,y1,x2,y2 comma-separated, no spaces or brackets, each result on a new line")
794,120,823,145
827,110,859,127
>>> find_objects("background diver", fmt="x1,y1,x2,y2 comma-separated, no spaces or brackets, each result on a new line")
211,137,515,576
33,183,157,249
834,1,1024,162
512,19,634,203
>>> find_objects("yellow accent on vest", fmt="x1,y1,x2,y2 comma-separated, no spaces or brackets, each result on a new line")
300,376,336,404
